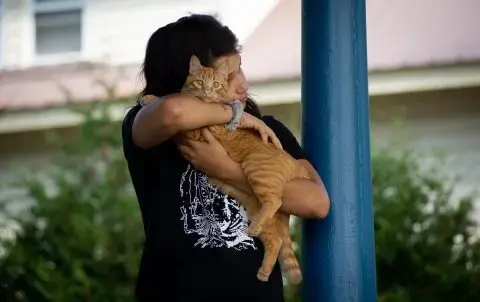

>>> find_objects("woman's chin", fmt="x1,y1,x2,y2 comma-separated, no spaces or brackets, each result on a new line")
240,95,248,103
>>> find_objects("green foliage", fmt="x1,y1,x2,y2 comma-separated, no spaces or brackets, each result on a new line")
0,102,143,302
284,149,480,302
1,101,479,301
373,149,480,302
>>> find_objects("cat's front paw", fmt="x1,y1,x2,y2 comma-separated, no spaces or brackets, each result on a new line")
247,222,263,237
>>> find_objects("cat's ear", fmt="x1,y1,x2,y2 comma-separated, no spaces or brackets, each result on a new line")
189,55,202,74
215,60,229,78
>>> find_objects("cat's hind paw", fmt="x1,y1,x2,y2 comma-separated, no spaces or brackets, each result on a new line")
256,268,271,282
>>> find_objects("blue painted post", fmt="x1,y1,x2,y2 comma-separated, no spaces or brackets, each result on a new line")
301,0,377,301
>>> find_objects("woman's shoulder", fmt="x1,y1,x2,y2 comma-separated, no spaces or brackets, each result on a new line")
261,115,293,136
122,103,176,158
261,114,279,126
123,103,142,125
261,115,305,159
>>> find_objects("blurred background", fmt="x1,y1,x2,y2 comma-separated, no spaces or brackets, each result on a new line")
1,0,480,301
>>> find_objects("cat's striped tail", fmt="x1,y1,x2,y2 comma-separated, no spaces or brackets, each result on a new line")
278,214,303,284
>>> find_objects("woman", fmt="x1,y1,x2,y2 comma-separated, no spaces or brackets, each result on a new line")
122,14,330,302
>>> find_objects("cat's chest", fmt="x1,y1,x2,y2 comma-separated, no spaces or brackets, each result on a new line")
209,125,230,137
210,127,262,160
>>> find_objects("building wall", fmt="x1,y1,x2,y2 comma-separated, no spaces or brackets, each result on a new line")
0,0,216,68
370,87,480,200
82,0,222,65
0,0,277,69
0,127,76,199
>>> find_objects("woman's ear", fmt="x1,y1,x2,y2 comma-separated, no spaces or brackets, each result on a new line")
189,55,202,74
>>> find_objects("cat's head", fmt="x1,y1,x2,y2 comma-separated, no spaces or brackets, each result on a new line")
183,55,230,103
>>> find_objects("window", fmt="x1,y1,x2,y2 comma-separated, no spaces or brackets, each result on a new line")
33,0,84,56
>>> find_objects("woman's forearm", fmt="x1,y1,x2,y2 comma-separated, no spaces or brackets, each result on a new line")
173,95,233,131
223,161,329,219
133,94,233,149
279,179,329,218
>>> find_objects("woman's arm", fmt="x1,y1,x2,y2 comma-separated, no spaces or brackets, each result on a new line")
132,94,233,149
281,159,329,218
175,116,330,219
222,159,330,219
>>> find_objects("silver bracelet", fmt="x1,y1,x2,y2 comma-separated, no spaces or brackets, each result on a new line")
225,100,243,132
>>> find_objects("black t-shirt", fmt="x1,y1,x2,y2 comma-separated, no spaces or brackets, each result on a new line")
122,104,306,302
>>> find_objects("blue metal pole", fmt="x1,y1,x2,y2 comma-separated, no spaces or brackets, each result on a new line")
301,0,377,301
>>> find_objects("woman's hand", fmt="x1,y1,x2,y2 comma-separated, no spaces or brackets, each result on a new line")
176,128,238,179
239,113,283,150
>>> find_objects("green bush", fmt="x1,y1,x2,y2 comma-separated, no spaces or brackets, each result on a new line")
0,103,143,302
1,104,479,301
373,149,480,301
284,149,480,302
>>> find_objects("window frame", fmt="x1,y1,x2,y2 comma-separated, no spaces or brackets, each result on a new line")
31,0,86,65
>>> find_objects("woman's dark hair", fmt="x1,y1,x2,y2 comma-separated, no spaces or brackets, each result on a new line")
140,14,261,117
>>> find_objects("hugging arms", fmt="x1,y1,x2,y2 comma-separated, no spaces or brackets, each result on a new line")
132,93,330,219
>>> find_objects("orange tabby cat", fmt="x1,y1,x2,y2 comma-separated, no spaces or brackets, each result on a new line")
140,55,310,284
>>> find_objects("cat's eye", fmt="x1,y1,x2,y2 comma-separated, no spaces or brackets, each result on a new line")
212,82,220,88
194,80,204,86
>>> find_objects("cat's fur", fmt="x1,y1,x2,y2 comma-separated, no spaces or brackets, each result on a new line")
140,55,310,284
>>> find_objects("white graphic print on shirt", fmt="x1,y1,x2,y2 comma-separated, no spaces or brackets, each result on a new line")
179,164,257,251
